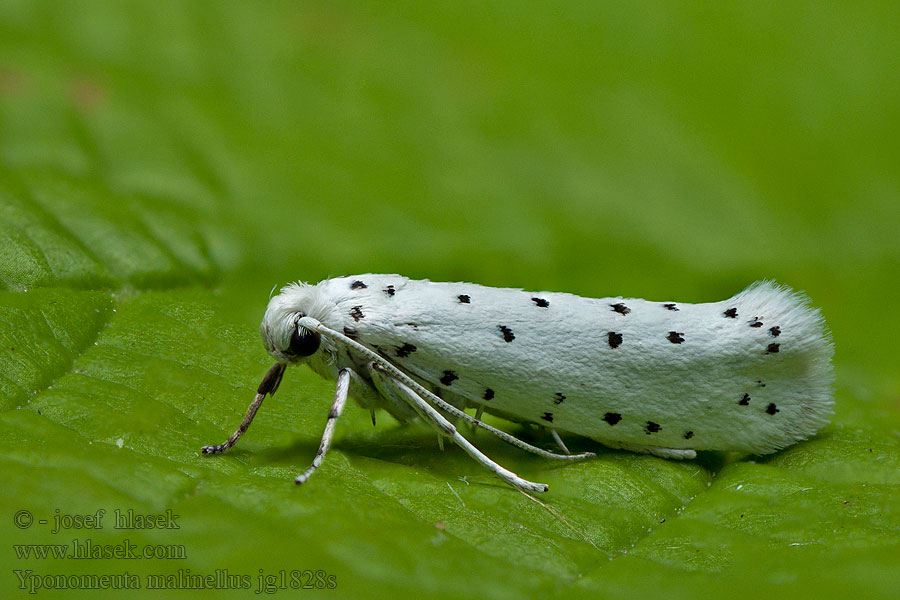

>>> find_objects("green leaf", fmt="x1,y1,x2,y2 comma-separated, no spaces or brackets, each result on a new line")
1,2,899,599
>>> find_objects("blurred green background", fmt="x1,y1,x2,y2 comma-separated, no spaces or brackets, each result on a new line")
1,1,898,598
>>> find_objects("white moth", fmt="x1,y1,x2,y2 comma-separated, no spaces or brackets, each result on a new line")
202,275,833,493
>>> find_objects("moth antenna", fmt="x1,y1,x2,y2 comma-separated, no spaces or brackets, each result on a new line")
295,368,352,485
201,362,286,455
298,317,595,463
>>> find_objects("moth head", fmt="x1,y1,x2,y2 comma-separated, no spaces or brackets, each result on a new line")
260,283,323,363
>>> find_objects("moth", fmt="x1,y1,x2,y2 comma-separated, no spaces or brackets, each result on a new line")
202,274,834,492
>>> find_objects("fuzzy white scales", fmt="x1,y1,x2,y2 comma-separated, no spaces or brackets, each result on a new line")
203,275,834,493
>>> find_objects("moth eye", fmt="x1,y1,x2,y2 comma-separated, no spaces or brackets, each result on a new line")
287,326,320,357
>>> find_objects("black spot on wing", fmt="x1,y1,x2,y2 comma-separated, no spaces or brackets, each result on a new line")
498,325,515,342
440,371,458,386
769,326,781,337
724,307,738,318
532,297,550,308
663,303,679,311
756,380,766,387
395,343,417,358
349,306,365,321
766,343,780,354
667,331,685,344
383,285,395,297
645,421,661,434
608,332,623,348
684,430,694,440
350,280,367,289
766,403,780,415
611,302,630,315
457,294,470,304
483,388,494,401
541,412,554,423
553,393,566,405
342,327,358,340
749,316,763,328
739,393,751,406
603,412,621,425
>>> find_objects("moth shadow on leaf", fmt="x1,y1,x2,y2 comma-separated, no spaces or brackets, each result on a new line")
257,423,577,473
249,422,730,484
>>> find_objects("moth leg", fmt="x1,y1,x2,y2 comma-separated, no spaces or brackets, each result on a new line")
607,441,697,460
652,448,696,460
370,363,549,493
367,360,415,415
301,317,594,463
473,405,484,434
201,362,285,455
642,447,696,460
366,360,446,451
295,367,353,485
432,388,464,426
549,429,571,455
